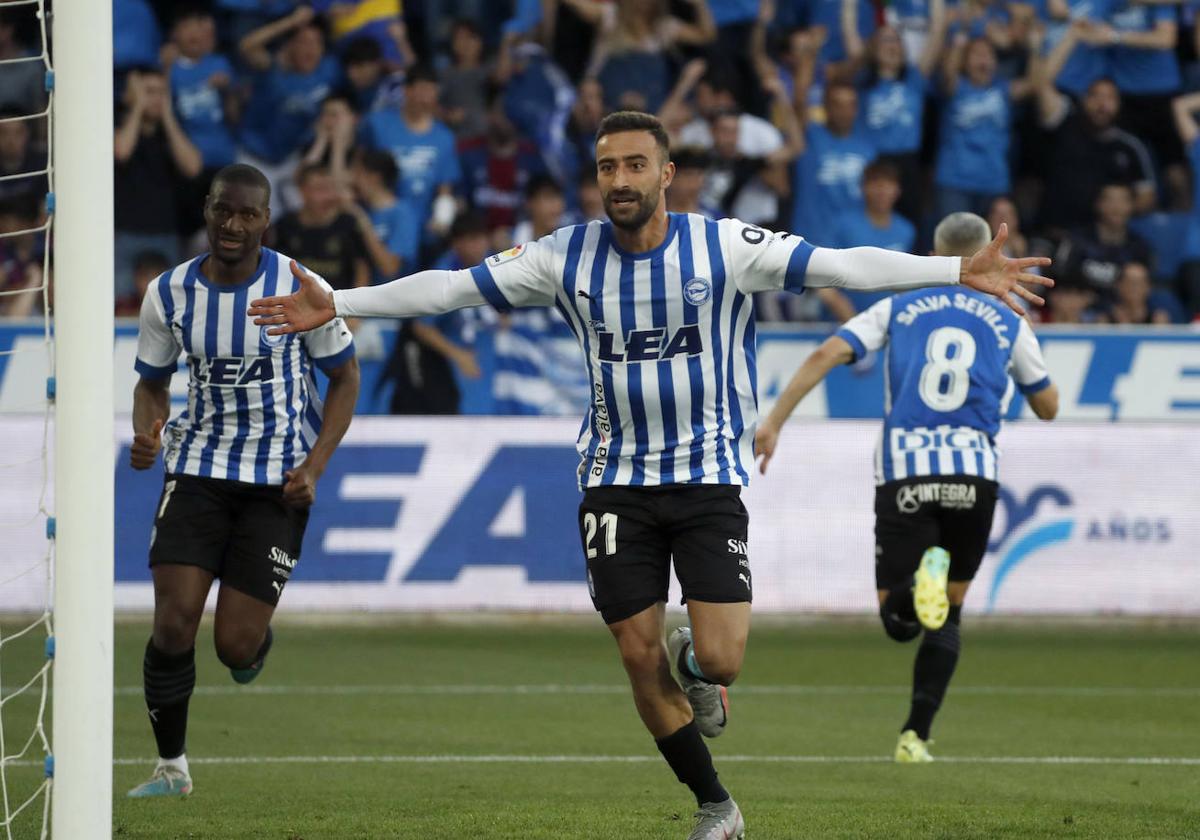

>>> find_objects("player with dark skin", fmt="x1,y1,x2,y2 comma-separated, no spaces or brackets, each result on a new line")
130,177,360,673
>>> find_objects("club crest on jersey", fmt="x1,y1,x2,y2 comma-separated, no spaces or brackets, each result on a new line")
260,325,286,348
488,244,525,266
684,276,712,305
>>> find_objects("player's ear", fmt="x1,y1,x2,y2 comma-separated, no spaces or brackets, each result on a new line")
662,160,675,191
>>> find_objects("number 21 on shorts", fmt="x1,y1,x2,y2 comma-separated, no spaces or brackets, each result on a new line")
583,512,618,558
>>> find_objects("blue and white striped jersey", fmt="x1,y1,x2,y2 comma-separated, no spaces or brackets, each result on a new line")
135,248,355,485
836,288,1052,485
468,213,815,488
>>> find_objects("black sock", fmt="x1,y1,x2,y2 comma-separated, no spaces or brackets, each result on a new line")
143,639,195,760
884,584,918,623
655,721,729,806
902,605,962,740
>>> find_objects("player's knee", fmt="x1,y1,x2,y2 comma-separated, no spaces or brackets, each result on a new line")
214,628,263,670
152,612,201,655
616,635,667,681
692,647,742,686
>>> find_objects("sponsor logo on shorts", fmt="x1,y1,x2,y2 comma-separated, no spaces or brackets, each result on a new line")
738,572,751,591
727,538,748,555
270,546,296,582
896,482,977,513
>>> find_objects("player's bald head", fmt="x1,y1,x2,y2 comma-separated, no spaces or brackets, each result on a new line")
933,212,991,258
211,163,271,209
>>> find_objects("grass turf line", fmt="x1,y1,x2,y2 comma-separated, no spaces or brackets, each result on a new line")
0,621,1195,838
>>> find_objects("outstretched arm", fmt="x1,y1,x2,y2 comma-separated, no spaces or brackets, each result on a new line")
754,335,855,474
249,260,487,334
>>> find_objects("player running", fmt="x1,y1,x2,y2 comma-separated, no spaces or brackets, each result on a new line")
127,164,359,797
249,114,1049,838
756,212,1059,764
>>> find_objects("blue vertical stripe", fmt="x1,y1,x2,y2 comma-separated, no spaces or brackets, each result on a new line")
176,263,204,472
254,259,280,483
703,220,732,482
592,227,623,486
155,274,181,472
952,449,965,474
650,254,676,485
278,260,300,479
882,425,896,482
975,450,985,476
724,289,751,483
559,226,591,457
224,284,251,480
678,221,706,482
619,256,649,486
196,284,225,478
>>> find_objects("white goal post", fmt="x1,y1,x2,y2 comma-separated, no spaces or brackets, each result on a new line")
51,0,115,837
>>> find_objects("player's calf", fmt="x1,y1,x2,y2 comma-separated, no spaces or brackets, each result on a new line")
902,604,963,742
130,638,196,798
217,625,275,684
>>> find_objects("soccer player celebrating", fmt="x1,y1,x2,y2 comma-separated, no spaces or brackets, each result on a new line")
756,212,1059,764
127,164,359,797
250,114,1049,838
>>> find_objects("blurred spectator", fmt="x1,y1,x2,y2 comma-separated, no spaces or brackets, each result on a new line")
1105,0,1180,165
842,0,946,223
791,80,877,248
165,6,237,171
381,212,487,415
678,68,784,157
1054,182,1152,305
114,69,202,297
1105,261,1172,324
567,76,608,167
438,18,493,138
500,40,579,186
0,194,43,318
1044,275,1104,323
348,148,419,284
1170,92,1200,315
707,0,770,114
987,195,1034,260
0,7,47,117
0,108,47,203
572,169,607,223
567,0,716,113
340,36,405,114
1036,42,1156,234
311,0,415,66
1039,0,1108,97
775,0,877,70
271,161,369,290
934,35,1033,220
512,174,568,245
458,86,546,235
829,160,916,313
114,0,162,72
666,145,719,217
1130,163,1191,289
215,0,299,52
238,6,340,214
303,92,360,175
115,250,171,317
361,63,461,240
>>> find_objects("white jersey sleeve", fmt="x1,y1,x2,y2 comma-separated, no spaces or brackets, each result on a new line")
834,297,894,361
721,219,817,294
1009,318,1051,393
299,271,356,372
134,280,181,380
468,234,559,310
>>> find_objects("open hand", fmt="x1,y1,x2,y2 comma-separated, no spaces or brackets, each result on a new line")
130,418,164,470
249,261,336,335
961,224,1053,314
754,423,780,475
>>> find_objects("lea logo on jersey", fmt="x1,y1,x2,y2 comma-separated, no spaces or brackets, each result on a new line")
195,356,276,387
596,325,704,363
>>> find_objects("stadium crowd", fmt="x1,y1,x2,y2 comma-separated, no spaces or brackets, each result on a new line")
0,0,1198,408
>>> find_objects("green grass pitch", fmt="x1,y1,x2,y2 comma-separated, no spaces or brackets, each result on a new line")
1,617,1197,838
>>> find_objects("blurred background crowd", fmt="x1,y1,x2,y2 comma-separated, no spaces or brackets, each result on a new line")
1,0,1199,413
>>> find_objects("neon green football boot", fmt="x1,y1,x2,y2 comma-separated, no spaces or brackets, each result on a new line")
894,729,934,763
913,547,951,631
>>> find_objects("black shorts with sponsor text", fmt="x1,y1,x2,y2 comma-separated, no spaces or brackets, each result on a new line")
148,473,310,607
874,476,999,590
578,484,752,624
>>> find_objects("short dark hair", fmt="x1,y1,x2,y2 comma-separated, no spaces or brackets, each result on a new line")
406,63,438,86
342,35,383,66
863,160,900,184
596,111,670,160
449,211,488,241
525,173,564,201
295,161,331,185
211,163,271,206
450,17,482,40
355,148,399,189
171,3,211,26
